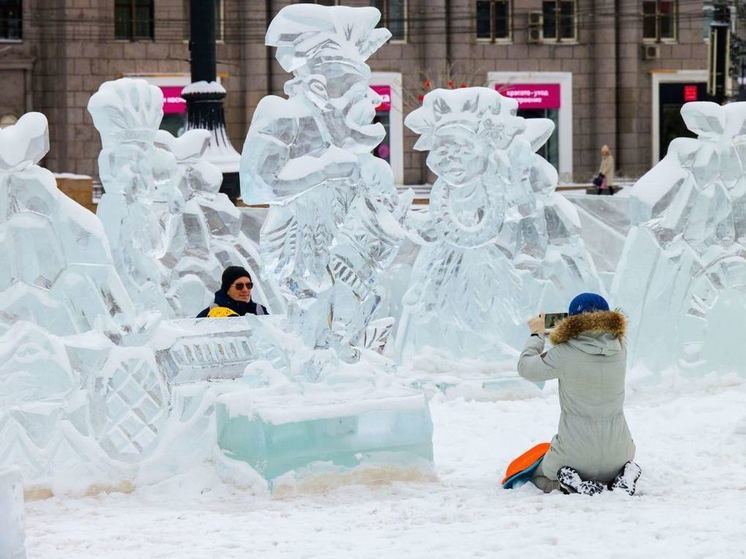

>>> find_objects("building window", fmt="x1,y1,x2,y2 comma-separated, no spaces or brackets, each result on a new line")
371,0,407,42
542,1,576,42
0,0,22,41
642,1,676,42
476,1,511,42
183,0,224,42
115,0,154,40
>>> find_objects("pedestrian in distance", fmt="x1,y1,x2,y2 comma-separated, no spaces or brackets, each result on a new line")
516,293,641,496
197,266,268,318
593,144,615,195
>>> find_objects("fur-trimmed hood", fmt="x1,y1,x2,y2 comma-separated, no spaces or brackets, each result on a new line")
549,310,626,350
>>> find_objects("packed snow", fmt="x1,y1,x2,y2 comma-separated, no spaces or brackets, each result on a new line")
23,369,746,558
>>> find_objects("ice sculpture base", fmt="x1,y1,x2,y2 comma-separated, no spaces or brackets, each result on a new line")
215,387,434,487
0,467,26,559
402,351,544,401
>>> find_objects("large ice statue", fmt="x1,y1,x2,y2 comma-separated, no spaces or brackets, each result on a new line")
240,4,411,364
228,4,432,486
0,112,135,335
396,87,601,360
613,101,746,376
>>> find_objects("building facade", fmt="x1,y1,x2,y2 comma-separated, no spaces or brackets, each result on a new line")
0,0,714,187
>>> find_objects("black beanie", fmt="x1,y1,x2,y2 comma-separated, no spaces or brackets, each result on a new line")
221,266,252,292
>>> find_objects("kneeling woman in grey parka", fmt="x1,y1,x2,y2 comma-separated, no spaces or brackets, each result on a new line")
518,293,641,495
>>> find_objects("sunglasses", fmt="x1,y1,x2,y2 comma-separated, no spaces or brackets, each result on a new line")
232,282,253,291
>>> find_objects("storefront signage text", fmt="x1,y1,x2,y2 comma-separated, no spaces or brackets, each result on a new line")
494,83,561,110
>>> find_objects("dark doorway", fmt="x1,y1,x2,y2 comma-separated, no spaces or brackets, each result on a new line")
658,82,707,161
517,108,559,170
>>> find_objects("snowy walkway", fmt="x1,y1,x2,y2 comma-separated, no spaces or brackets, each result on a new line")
24,375,746,558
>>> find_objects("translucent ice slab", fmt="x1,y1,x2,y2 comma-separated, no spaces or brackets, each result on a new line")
215,387,433,484
564,193,632,289
0,467,26,559
613,101,746,376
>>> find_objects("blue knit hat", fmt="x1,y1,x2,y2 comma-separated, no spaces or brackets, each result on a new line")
568,293,609,316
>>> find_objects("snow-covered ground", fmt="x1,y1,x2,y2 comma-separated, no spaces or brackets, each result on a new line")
24,371,746,558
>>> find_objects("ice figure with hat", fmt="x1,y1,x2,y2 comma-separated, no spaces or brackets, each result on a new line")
89,78,278,318
240,4,412,368
88,78,176,317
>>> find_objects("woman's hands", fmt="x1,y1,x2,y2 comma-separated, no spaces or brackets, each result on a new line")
528,314,545,335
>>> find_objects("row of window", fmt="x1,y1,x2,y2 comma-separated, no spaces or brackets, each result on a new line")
477,1,678,43
0,1,704,45
114,0,408,42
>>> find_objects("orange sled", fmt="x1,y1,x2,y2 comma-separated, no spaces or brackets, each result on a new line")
501,442,551,489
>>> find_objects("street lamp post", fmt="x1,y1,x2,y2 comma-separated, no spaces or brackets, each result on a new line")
183,0,241,201
708,2,732,105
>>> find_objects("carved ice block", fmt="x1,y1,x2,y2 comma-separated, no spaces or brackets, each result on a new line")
215,387,434,484
152,316,289,384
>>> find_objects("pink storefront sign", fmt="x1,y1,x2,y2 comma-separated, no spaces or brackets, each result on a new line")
371,85,391,112
161,85,187,114
494,83,561,110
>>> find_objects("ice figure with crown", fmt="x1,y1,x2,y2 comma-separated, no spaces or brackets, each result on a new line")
395,88,521,359
613,101,746,376
395,88,601,363
240,4,412,365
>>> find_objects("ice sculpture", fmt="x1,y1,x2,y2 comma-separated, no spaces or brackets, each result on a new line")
0,112,135,336
216,387,433,483
240,4,412,365
564,193,632,290
613,101,746,376
0,467,25,559
154,129,283,317
395,87,601,360
89,79,278,318
88,79,175,317
230,4,433,485
0,109,173,489
395,88,521,359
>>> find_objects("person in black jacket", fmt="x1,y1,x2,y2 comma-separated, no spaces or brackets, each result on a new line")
197,266,268,318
